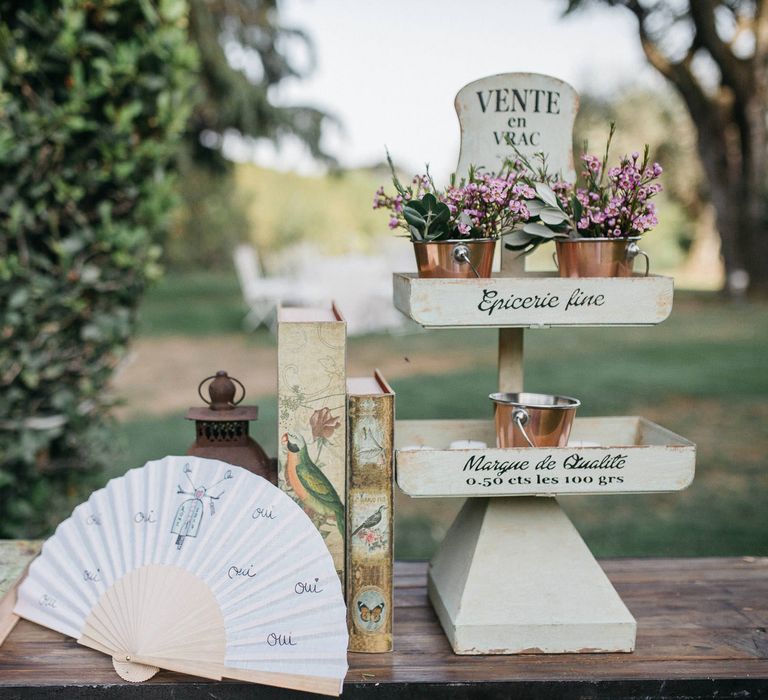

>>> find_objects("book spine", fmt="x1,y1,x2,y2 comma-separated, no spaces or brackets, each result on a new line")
346,392,394,652
277,320,347,585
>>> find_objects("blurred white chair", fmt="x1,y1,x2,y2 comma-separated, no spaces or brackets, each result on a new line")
295,248,410,336
236,240,419,336
233,244,318,330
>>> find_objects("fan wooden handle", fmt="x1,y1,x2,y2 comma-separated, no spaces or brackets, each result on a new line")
112,657,160,682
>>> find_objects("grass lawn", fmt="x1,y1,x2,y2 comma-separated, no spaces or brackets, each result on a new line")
114,272,766,560
136,269,247,337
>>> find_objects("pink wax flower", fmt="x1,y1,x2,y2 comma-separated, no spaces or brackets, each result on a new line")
374,153,533,241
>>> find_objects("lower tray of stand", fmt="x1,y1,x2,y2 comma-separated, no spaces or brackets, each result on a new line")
396,416,695,497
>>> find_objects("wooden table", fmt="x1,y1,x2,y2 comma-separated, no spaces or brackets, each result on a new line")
1,558,767,699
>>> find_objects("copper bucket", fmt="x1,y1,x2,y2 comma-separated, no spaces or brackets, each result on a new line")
490,392,580,448
555,237,649,278
413,240,495,278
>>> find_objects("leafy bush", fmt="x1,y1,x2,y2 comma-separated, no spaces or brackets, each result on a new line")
0,0,197,536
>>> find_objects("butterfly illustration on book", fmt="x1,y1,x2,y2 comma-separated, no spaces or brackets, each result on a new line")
171,465,233,550
358,601,384,624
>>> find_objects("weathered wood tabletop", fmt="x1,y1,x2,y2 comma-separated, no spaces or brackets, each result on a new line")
1,558,766,699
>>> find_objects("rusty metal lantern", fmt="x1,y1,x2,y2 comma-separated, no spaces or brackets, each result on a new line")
186,370,277,484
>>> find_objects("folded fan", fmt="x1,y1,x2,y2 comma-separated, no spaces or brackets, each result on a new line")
14,456,348,696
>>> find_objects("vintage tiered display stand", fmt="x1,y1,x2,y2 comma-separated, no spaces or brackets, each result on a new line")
392,73,696,655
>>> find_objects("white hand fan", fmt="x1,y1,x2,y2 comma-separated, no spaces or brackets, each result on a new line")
14,456,349,696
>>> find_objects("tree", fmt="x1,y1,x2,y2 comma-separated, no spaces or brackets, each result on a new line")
566,0,768,295
167,0,336,269
187,0,334,169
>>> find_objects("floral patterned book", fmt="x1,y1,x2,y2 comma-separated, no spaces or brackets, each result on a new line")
345,371,394,653
277,305,347,586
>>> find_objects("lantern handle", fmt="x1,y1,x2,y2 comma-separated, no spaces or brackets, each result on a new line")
197,372,246,407
228,375,246,405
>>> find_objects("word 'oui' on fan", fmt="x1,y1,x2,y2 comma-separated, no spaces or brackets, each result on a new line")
14,456,349,696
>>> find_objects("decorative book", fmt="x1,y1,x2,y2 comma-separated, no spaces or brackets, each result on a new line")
0,539,42,646
13,456,349,696
277,305,347,585
346,371,395,653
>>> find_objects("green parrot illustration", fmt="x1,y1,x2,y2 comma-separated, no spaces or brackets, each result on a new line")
281,433,345,538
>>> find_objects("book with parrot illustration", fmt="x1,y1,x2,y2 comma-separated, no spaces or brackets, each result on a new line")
277,305,347,586
346,371,394,653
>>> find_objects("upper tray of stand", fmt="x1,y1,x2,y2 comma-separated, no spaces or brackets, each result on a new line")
395,416,695,498
393,272,674,328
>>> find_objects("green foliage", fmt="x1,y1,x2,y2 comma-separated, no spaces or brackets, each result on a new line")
402,194,452,241
0,0,197,536
162,0,335,268
504,182,571,252
187,0,335,169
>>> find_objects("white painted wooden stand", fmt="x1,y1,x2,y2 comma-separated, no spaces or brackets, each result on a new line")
393,73,696,654
391,73,696,655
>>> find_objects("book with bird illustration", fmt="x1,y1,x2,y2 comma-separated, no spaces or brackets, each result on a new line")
277,305,347,586
346,371,395,652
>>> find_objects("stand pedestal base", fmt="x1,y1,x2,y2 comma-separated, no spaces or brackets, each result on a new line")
428,497,636,654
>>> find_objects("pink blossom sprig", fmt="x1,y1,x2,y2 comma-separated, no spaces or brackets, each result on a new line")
504,125,664,252
440,171,535,238
575,145,662,238
373,169,432,228
373,152,533,241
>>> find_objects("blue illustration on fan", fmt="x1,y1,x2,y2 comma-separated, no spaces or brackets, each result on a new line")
171,464,233,550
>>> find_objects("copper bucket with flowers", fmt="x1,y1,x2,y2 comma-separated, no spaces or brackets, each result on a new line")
504,124,663,277
373,153,533,278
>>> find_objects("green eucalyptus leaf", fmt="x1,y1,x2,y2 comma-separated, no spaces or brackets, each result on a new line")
421,193,438,209
524,200,546,216
534,182,559,208
572,195,583,222
505,241,537,252
424,226,449,241
503,230,535,246
538,207,569,225
504,231,539,252
523,222,559,239
413,194,450,237
403,206,426,230
430,202,451,227
406,199,426,215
